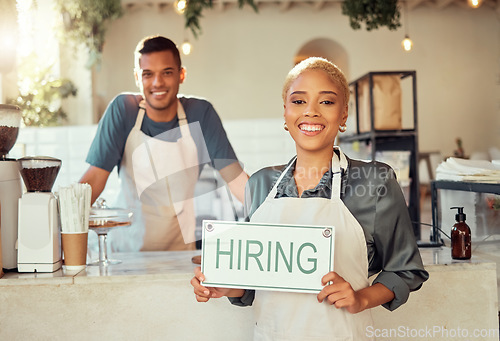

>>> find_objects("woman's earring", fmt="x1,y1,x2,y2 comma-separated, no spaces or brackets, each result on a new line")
284,122,289,131
339,124,347,132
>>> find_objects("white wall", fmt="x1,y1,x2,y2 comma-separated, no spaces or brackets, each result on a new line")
3,2,497,158
88,3,500,158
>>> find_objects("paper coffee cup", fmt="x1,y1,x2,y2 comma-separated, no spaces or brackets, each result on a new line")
61,232,88,270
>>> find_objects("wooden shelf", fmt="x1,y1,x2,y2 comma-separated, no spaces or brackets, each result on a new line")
339,71,421,239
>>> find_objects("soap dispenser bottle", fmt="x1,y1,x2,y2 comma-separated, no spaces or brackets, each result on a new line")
450,207,471,260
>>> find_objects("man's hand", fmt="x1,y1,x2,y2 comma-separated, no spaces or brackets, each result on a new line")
79,166,111,205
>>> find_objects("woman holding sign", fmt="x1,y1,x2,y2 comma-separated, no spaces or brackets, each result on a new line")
191,57,428,340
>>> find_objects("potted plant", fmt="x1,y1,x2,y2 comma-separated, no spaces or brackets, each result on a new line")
341,0,401,31
184,0,258,38
9,54,77,127
56,0,123,68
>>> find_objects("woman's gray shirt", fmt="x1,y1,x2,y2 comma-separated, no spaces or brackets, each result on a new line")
229,154,429,311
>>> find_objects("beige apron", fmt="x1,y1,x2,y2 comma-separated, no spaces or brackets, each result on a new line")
112,100,198,251
250,148,374,341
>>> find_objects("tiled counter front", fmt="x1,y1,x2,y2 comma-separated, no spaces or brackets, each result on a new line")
1,248,498,341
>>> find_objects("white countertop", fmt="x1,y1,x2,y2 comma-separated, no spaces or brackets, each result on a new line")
1,247,495,286
1,250,200,285
1,247,498,341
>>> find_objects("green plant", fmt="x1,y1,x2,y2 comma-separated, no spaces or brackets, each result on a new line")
341,0,401,31
184,0,258,38
56,0,123,68
9,54,77,127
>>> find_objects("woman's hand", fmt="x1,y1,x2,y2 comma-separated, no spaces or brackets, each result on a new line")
191,266,237,302
317,272,395,314
316,271,366,314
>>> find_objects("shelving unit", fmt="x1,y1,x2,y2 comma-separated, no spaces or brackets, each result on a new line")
338,71,421,240
430,180,500,246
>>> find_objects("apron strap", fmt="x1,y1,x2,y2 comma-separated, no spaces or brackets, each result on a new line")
136,99,193,181
138,99,189,135
267,155,297,199
136,100,147,129
177,99,187,124
332,147,348,200
266,147,347,201
176,99,191,139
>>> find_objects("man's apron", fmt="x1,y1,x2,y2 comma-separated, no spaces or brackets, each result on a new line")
250,148,374,341
111,100,198,251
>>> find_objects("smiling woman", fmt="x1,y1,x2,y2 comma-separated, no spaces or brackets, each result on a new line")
282,58,350,194
192,57,428,340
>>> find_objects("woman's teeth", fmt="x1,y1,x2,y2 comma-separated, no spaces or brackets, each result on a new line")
299,124,323,132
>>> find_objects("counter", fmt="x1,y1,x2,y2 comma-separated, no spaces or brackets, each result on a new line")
1,248,498,341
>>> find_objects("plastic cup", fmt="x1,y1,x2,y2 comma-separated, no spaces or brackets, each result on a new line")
61,232,88,271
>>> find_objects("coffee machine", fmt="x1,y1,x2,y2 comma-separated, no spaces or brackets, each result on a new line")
17,156,62,272
0,104,22,271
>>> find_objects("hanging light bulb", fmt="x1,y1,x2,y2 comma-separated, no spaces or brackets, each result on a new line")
401,35,413,52
181,40,192,55
467,0,483,8
174,0,187,14
401,2,413,52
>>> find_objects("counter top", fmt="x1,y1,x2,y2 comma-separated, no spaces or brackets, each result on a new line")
1,247,495,285
1,250,200,285
1,247,498,341
419,246,497,269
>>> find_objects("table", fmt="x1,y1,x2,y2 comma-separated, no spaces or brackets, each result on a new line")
429,180,500,246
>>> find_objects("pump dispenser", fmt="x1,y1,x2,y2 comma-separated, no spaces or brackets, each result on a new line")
450,207,471,260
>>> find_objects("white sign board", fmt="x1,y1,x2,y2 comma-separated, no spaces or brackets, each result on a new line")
201,220,335,294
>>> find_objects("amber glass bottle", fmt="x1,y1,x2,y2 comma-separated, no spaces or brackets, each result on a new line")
450,207,471,260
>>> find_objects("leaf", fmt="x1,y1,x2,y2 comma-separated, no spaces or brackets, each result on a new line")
341,0,401,31
55,0,123,68
8,54,77,127
185,0,257,38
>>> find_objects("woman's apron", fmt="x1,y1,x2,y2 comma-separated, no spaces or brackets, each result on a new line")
250,148,374,341
110,100,198,251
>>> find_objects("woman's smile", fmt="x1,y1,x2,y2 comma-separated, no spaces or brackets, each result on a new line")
298,122,325,135
284,69,348,155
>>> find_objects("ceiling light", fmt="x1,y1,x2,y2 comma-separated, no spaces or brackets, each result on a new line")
467,0,483,8
401,1,413,52
174,0,187,14
402,35,413,52
181,40,192,55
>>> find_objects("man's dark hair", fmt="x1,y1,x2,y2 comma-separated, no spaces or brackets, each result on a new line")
134,35,181,70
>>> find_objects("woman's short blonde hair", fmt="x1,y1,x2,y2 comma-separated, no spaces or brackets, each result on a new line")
282,57,349,107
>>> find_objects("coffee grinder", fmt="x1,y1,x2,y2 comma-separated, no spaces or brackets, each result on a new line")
0,104,22,271
17,156,62,272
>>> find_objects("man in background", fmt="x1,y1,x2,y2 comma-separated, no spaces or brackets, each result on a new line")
80,35,247,251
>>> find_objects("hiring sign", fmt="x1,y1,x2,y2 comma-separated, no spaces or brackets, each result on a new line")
201,220,335,294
